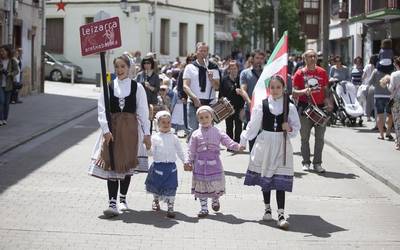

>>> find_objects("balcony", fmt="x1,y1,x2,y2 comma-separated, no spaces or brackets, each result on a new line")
366,0,400,13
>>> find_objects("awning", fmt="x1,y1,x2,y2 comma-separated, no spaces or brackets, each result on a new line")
215,31,233,41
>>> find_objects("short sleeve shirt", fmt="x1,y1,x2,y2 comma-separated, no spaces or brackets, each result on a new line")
183,63,220,100
240,67,260,99
292,66,328,105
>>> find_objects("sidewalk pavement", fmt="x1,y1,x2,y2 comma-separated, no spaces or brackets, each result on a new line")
1,82,399,195
324,120,400,194
0,81,99,156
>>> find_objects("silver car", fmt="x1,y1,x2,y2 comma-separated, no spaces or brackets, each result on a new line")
44,52,83,82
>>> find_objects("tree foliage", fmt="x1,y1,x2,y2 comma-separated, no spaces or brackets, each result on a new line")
235,0,304,53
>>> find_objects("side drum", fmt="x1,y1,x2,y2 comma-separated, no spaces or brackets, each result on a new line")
211,98,235,123
304,105,330,126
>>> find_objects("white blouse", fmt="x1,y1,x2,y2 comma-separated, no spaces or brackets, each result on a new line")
98,77,150,135
240,96,301,146
151,131,186,163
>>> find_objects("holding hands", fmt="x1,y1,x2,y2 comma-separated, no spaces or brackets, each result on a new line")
184,163,193,171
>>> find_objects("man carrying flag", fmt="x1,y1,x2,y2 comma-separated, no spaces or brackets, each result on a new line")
239,32,301,230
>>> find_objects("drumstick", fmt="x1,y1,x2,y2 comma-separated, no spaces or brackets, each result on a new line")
283,90,288,166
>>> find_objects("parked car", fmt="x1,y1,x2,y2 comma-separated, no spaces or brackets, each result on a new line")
44,52,83,82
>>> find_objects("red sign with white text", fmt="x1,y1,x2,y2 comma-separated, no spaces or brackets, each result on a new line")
80,17,122,56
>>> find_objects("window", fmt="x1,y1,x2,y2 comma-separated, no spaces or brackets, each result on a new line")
179,23,188,57
306,15,319,25
85,17,94,24
46,18,64,53
304,0,319,9
160,18,170,55
196,24,204,43
215,15,224,26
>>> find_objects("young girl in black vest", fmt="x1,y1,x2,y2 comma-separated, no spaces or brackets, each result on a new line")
240,75,300,229
88,55,151,217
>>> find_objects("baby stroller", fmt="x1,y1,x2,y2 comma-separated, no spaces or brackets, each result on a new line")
330,80,364,126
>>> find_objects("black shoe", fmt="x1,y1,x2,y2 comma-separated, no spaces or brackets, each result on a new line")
386,134,394,141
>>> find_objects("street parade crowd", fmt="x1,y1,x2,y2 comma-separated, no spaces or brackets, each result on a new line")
87,39,400,230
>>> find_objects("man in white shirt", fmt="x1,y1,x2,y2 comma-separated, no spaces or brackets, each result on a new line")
183,42,220,134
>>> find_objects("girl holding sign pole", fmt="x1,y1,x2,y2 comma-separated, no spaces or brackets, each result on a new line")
88,55,151,217
240,75,300,229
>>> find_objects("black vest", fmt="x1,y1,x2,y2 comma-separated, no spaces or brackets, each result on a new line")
109,80,137,113
262,98,287,132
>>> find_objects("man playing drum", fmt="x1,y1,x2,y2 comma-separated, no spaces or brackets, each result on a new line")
292,49,332,173
183,42,220,139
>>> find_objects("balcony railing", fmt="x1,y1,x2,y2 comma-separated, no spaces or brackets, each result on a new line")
365,0,399,13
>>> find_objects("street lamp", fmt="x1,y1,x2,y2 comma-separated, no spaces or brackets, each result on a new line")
271,0,280,44
120,0,129,17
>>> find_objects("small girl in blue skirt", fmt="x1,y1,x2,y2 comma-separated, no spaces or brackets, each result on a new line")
145,110,192,218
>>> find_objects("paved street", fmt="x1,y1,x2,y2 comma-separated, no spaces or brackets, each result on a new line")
1,83,400,249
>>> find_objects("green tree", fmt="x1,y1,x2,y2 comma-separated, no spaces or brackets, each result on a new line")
235,0,304,53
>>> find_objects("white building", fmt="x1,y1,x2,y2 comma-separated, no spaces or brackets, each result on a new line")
0,0,45,94
45,0,215,80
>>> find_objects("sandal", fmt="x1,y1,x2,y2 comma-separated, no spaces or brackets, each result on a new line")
152,200,160,211
378,136,384,140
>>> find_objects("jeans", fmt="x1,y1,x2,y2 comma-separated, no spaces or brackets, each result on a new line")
300,115,326,165
0,87,12,121
186,102,199,142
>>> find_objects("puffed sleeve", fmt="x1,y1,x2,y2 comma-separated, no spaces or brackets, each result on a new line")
174,135,187,163
187,132,197,164
98,89,110,134
220,129,240,151
136,83,150,135
287,103,301,138
240,102,263,146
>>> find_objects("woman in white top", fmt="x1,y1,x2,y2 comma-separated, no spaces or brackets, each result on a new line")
389,57,400,150
88,55,151,217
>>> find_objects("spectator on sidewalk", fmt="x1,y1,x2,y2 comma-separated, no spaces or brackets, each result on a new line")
389,57,400,150
377,39,394,74
0,45,19,126
368,69,393,140
351,56,363,87
329,56,350,83
11,48,23,104
363,55,379,122
183,42,220,139
88,55,151,217
219,60,245,145
292,49,332,173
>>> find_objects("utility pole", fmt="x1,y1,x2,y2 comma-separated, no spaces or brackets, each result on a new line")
40,0,46,93
322,0,330,69
272,0,280,45
7,0,14,45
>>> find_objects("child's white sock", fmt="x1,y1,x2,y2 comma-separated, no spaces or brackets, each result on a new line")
199,198,208,211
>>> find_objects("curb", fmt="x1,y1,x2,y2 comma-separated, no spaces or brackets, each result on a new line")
324,137,400,195
0,105,97,157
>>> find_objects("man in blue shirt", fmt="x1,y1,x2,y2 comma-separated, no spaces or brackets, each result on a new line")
239,49,266,151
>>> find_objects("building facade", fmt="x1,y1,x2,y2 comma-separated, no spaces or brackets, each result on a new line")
214,0,240,59
300,0,400,65
0,0,45,94
45,0,215,80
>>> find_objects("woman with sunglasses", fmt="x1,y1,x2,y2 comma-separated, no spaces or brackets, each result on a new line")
329,56,350,83
136,56,160,134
